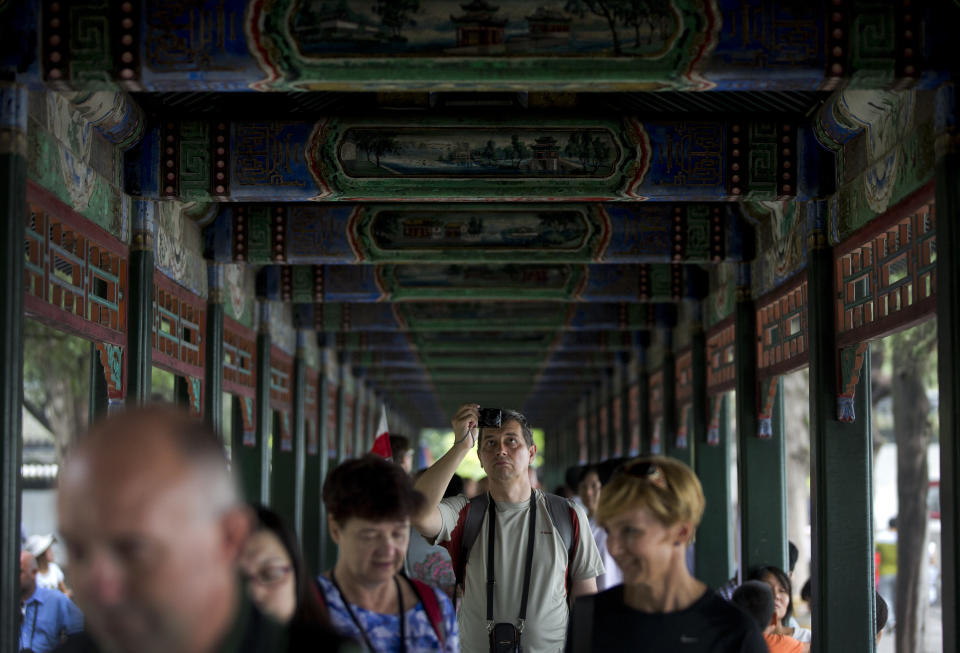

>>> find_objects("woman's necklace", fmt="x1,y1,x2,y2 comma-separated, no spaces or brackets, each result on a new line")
330,571,407,653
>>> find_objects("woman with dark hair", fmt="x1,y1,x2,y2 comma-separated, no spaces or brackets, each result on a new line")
240,504,326,626
320,455,459,652
747,566,811,651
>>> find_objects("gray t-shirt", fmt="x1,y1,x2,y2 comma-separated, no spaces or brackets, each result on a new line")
433,490,604,653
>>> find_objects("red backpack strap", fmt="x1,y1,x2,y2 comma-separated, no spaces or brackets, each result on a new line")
314,577,330,620
410,578,445,645
440,496,481,590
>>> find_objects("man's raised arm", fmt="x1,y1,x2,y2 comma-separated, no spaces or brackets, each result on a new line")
412,403,479,540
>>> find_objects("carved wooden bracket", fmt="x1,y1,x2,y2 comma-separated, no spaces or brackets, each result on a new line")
838,342,869,423
757,375,780,439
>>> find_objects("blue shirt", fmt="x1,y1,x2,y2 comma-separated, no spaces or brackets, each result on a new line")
20,586,84,653
317,576,459,653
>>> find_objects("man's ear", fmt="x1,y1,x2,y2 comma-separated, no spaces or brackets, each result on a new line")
528,443,537,460
220,505,253,562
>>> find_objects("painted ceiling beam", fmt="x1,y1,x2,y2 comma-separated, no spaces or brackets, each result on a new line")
328,330,638,353
296,302,658,332
127,115,802,202
257,263,707,303
18,1,950,92
355,351,618,369
208,203,742,264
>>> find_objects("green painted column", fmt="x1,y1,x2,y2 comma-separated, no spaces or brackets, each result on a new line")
253,303,272,505
336,353,351,462
126,201,154,405
735,273,787,577
0,82,27,653
693,327,733,588
204,264,225,436
694,392,735,587
318,345,335,570
291,336,308,538
663,343,687,466
637,351,652,455
88,343,109,422
808,227,876,652
936,106,960,653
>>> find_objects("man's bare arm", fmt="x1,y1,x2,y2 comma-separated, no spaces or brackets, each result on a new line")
412,403,479,540
569,577,598,603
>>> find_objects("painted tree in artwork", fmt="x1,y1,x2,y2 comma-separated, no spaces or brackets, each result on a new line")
372,0,420,41
564,0,624,55
616,0,675,49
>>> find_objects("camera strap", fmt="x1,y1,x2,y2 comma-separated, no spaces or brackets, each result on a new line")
486,490,537,633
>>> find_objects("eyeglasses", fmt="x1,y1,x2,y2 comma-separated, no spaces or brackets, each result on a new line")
621,461,668,490
242,564,292,587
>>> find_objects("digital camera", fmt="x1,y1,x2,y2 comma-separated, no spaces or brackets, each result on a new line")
477,407,503,429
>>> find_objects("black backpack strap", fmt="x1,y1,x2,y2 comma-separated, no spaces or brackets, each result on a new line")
543,493,575,553
544,493,578,592
568,594,596,653
456,492,489,588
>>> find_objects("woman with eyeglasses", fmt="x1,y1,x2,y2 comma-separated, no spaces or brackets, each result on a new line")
318,455,459,652
566,456,767,653
240,504,327,626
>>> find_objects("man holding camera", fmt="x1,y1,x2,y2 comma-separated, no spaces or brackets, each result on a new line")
413,404,603,653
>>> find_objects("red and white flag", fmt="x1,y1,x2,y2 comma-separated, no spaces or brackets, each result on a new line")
369,405,392,459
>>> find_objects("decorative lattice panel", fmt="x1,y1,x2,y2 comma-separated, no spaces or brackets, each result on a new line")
24,191,127,342
835,199,936,345
153,274,206,379
706,320,735,394
223,319,256,397
756,277,807,376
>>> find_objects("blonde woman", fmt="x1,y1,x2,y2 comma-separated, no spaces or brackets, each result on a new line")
566,456,767,653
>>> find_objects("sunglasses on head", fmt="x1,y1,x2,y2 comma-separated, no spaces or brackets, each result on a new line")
621,460,668,490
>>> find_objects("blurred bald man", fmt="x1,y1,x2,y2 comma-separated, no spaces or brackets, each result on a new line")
53,405,352,653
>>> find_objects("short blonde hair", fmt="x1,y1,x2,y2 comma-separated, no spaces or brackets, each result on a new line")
596,456,705,537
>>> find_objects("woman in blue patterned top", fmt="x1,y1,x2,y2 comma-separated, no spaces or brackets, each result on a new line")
319,455,459,653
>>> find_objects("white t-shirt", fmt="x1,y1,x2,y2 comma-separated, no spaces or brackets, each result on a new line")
589,517,623,591
433,490,604,653
36,562,64,591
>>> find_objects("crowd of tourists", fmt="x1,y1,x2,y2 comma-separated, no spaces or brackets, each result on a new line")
17,402,887,652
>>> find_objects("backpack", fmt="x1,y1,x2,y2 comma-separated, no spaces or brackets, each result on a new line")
315,574,446,646
452,491,579,593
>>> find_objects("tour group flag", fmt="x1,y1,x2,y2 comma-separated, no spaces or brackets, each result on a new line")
370,405,392,460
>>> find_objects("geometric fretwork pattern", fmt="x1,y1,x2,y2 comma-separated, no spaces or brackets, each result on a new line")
153,275,205,372
756,278,807,374
223,325,255,393
835,201,936,341
706,321,735,393
25,201,127,332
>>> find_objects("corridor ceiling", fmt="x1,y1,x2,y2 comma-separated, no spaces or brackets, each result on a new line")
8,0,952,429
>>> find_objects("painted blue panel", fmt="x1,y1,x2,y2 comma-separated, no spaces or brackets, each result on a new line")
230,122,322,201
638,121,725,200
582,264,640,302
141,0,263,91
286,205,356,263
124,126,161,197
205,209,234,262
603,205,672,262
324,265,382,302
708,0,825,91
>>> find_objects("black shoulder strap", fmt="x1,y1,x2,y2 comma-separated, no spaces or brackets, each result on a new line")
458,491,578,590
543,493,575,553
457,492,489,587
569,594,596,653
